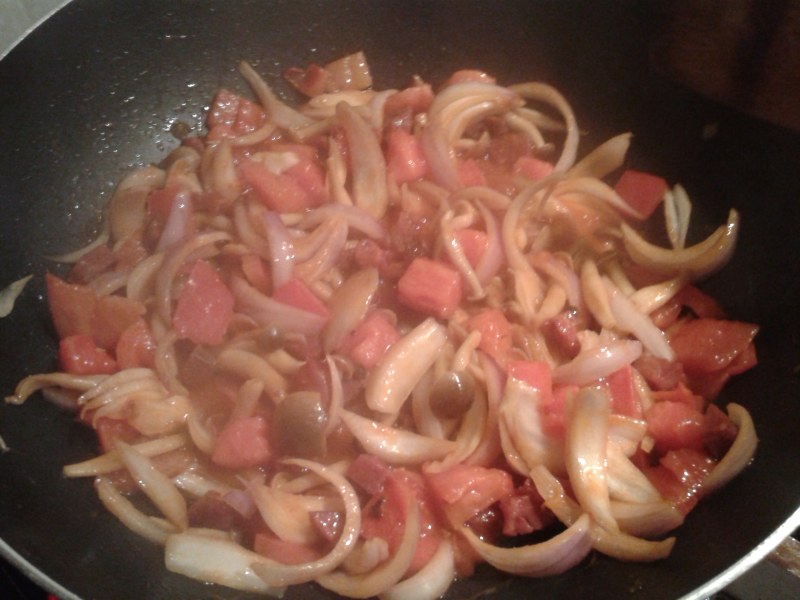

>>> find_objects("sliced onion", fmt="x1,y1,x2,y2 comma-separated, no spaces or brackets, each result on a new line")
106,165,165,242
115,440,188,531
317,484,419,598
215,347,288,400
589,527,675,562
606,444,661,503
165,531,286,596
604,278,674,361
611,500,684,538
565,387,617,532
460,513,593,576
664,183,692,250
581,258,616,330
556,176,642,219
567,133,632,180
44,227,108,263
380,539,455,600
553,339,642,386
298,203,385,238
95,477,175,545
238,61,313,132
336,101,388,220
464,352,504,467
473,201,504,284
365,318,448,414
629,276,686,316
231,275,327,336
248,459,361,587
64,433,188,477
621,208,739,280
260,210,295,289
294,216,349,284
5,372,103,405
341,410,457,465
608,414,648,457
156,190,193,251
701,403,758,495
322,268,380,353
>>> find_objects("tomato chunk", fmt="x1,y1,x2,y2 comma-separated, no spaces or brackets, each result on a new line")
239,159,313,213
211,416,271,469
607,365,643,418
115,318,157,370
253,532,321,565
46,273,96,340
397,257,463,319
466,308,513,367
614,169,668,219
173,260,234,346
455,228,488,268
59,334,118,375
645,400,706,454
670,318,758,373
513,156,554,181
341,311,400,369
425,464,514,528
272,277,330,318
386,128,428,184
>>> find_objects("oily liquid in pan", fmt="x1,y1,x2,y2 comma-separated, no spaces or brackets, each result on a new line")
7,52,759,598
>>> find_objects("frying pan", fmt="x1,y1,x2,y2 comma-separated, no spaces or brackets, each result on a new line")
1,1,799,598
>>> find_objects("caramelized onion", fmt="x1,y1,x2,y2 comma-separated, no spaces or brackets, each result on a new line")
567,133,632,180
701,403,758,496
95,477,175,544
553,339,642,386
380,539,455,600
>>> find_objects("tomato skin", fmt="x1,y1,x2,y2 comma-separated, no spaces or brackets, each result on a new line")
646,400,706,454
340,311,400,369
425,464,514,529
386,128,428,184
670,318,758,373
397,257,463,318
508,360,553,402
115,318,157,370
46,273,96,341
173,260,234,346
607,365,643,418
58,334,119,375
466,308,514,367
614,169,668,219
211,416,271,470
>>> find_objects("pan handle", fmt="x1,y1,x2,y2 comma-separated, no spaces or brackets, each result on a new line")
769,536,800,579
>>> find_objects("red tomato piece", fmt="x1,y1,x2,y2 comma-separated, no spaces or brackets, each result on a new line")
613,169,668,219
607,365,643,418
47,273,96,340
454,228,488,268
658,448,716,514
675,285,727,319
444,70,497,86
457,159,488,187
346,454,392,496
651,382,704,412
645,400,706,454
173,260,234,346
670,318,758,373
95,417,141,453
425,464,514,528
272,277,330,318
383,84,434,119
58,334,118,375
498,479,553,537
466,308,513,367
284,158,327,206
253,532,321,565
238,159,313,213
633,355,685,391
211,416,271,469
69,244,115,284
702,403,739,458
397,257,463,319
91,294,146,350
115,318,157,370
513,155,555,181
508,360,553,402
240,253,271,294
207,89,266,138
283,63,330,97
341,311,400,369
386,128,428,184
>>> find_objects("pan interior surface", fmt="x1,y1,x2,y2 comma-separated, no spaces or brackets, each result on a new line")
0,2,798,599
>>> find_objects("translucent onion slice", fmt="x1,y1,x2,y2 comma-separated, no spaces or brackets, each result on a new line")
621,208,739,280
552,339,642,386
215,347,288,400
249,484,332,545
629,275,686,316
250,458,362,587
115,440,188,531
701,403,758,495
95,477,175,545
611,501,684,538
565,388,617,532
365,318,448,414
341,410,457,465
460,513,593,576
567,133,632,180
317,484,419,598
555,176,642,220
5,372,103,405
238,61,313,132
380,539,455,600
664,184,692,250
608,414,648,457
581,259,616,330
604,278,674,361
606,444,661,503
64,433,188,477
298,204,385,239
261,210,295,289
336,102,388,220
322,267,379,353
44,228,109,263
165,531,286,596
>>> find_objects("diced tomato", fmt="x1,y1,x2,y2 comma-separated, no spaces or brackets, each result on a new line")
386,128,428,184
498,479,553,536
508,360,552,402
239,159,314,213
173,260,234,346
253,532,321,565
454,228,488,268
58,334,118,375
47,273,96,340
115,318,157,370
240,253,271,294
310,511,343,542
384,84,434,119
513,155,555,181
634,355,685,391
273,277,330,318
607,365,643,418
188,491,246,531
541,310,582,359
283,63,330,97
542,384,574,438
651,382,704,412
69,244,115,284
444,70,497,86
397,257,463,318
687,344,758,401
147,185,182,221
286,158,328,205
465,308,513,367
91,294,146,350
670,318,758,374
346,454,392,496
702,404,739,458
645,400,706,454
457,159,488,187
211,415,271,469
613,169,668,219
95,417,140,453
654,448,716,514
207,89,266,139
341,311,400,369
425,465,514,529
675,285,726,319
649,297,683,329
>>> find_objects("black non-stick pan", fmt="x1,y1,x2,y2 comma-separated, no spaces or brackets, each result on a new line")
1,1,799,599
